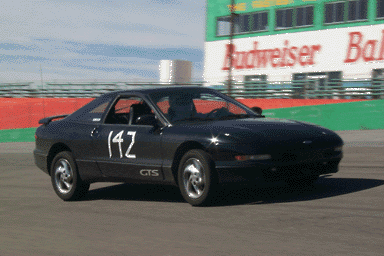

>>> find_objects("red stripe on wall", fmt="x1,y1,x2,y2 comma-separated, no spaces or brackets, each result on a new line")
0,98,366,130
0,98,94,130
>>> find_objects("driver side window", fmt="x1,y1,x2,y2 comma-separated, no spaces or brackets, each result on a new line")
105,97,153,125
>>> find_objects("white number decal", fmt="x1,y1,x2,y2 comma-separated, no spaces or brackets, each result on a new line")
108,131,113,158
108,130,136,159
125,131,136,159
112,130,124,158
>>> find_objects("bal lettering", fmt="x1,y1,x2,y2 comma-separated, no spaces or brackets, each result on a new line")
344,30,384,63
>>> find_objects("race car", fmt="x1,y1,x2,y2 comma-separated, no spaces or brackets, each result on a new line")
34,86,343,206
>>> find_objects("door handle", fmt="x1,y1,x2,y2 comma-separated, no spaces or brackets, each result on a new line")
91,128,99,137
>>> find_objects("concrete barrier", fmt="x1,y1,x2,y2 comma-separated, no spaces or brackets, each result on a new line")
0,98,93,130
264,99,384,130
0,128,36,143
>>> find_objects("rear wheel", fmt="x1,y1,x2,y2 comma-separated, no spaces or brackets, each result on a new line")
50,151,90,201
178,149,218,206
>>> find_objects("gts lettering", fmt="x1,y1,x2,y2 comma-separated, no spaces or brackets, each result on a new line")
140,169,159,176
108,130,136,158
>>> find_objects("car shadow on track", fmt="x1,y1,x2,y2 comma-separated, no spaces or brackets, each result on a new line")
84,183,185,203
215,176,384,206
82,176,384,206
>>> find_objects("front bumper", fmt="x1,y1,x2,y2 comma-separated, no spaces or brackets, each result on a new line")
215,151,342,183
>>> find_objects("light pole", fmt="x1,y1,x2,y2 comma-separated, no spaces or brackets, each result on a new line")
227,0,236,97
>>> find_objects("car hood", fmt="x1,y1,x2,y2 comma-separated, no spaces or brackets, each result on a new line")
175,117,343,150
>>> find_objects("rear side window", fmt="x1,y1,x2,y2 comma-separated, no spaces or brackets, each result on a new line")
70,99,112,123
81,102,110,122
90,102,109,113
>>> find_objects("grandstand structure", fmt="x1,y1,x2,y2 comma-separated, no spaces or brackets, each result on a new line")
204,0,384,98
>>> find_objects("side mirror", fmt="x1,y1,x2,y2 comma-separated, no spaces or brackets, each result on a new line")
251,106,263,115
136,114,159,127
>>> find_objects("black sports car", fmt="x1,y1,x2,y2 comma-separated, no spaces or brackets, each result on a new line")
34,86,343,206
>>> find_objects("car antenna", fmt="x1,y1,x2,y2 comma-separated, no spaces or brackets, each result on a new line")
40,63,46,118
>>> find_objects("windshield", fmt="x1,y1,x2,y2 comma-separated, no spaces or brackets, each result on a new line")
149,88,259,124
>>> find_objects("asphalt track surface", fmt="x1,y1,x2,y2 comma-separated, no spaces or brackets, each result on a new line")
1,130,383,256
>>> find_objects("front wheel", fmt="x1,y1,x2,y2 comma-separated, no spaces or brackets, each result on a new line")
50,151,90,201
178,149,218,206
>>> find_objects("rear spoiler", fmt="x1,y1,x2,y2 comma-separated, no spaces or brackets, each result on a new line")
38,115,69,125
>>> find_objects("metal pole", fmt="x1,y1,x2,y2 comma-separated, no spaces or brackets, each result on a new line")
227,0,235,97
40,63,46,118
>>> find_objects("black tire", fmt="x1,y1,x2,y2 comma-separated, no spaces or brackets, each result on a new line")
285,175,319,189
50,151,90,201
178,149,218,206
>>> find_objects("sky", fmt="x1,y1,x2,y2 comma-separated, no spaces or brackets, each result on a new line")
0,0,206,83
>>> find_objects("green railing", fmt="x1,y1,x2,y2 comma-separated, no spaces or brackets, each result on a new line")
1,79,384,99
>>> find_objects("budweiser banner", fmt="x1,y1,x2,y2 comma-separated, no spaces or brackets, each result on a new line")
204,24,384,83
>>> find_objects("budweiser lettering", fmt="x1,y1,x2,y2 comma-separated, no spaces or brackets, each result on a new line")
222,40,321,70
344,30,384,63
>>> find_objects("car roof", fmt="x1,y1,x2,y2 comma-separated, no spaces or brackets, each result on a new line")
103,85,205,98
